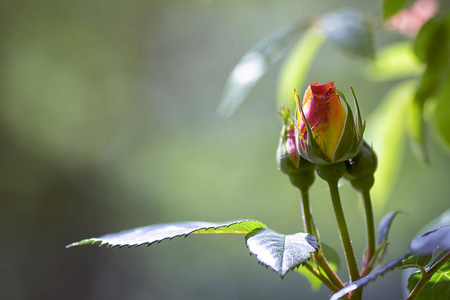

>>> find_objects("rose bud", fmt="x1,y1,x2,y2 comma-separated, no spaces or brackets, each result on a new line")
344,141,378,191
295,81,365,164
277,107,315,191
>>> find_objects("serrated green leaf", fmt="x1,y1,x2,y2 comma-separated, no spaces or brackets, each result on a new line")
295,243,340,290
245,228,318,278
319,10,374,59
396,254,432,271
277,27,325,108
382,0,408,20
218,22,308,117
330,254,409,300
66,220,267,248
366,42,424,81
407,260,450,300
366,81,415,210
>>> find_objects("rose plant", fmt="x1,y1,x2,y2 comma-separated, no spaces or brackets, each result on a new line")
68,81,450,299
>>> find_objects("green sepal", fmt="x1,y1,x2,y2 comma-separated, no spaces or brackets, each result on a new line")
295,94,330,164
333,90,364,162
351,87,366,139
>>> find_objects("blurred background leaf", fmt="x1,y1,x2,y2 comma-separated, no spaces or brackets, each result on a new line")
319,9,374,59
433,78,450,151
365,81,415,210
382,0,409,20
366,42,423,81
409,12,450,162
217,21,308,117
277,27,325,108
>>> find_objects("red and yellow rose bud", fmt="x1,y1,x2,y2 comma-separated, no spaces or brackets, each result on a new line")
295,81,365,164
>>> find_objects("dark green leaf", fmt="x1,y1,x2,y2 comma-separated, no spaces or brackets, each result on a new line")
295,243,340,290
382,0,409,20
66,220,266,248
330,254,409,300
409,226,450,256
319,10,374,59
378,211,401,245
411,14,450,162
245,228,318,278
407,260,450,300
218,22,307,117
414,15,450,64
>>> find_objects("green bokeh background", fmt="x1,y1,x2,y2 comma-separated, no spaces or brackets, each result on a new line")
1,1,449,299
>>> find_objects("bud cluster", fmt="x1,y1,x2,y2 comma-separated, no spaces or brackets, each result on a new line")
277,82,377,191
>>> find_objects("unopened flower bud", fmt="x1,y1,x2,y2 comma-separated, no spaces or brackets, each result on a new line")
295,82,365,165
277,108,315,191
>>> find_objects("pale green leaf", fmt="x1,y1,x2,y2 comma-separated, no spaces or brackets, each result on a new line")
366,81,416,210
366,42,424,81
67,220,266,248
277,27,325,108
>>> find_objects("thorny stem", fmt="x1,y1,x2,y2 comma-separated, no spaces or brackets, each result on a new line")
300,190,345,291
328,181,362,299
360,189,375,277
407,251,450,300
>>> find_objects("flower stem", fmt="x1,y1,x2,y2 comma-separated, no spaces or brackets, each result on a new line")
328,181,361,297
303,263,341,293
300,190,314,235
300,190,345,290
407,251,450,300
360,189,375,276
